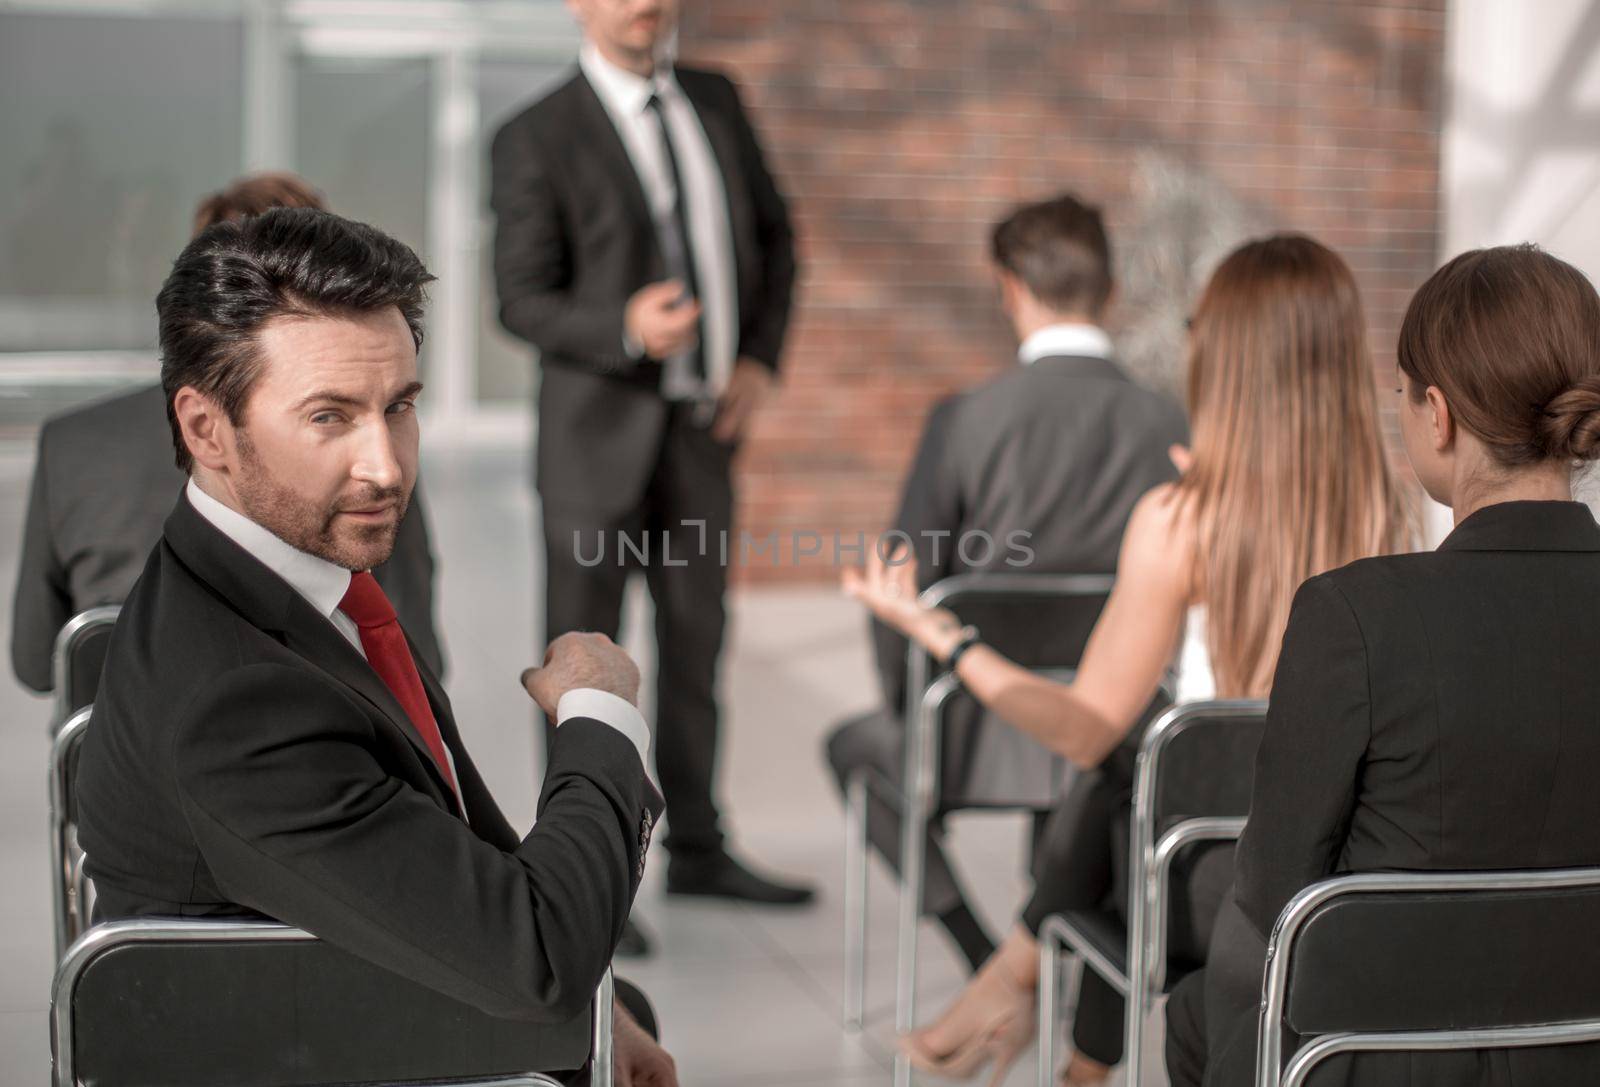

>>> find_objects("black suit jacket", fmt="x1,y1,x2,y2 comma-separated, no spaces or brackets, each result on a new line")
1201,500,1600,1085
868,356,1186,804
77,495,663,1022
490,66,796,514
10,383,445,691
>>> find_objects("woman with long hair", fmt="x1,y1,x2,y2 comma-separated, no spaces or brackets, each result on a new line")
846,233,1414,1085
1166,244,1600,1086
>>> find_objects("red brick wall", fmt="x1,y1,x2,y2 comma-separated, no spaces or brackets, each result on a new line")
681,0,1446,582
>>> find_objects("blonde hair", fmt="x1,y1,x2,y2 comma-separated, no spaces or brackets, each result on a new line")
1179,235,1413,697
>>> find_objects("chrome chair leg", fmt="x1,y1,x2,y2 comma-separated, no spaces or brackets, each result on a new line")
843,772,869,1031
592,969,615,1087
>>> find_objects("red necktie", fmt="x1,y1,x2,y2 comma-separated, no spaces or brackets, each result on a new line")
339,571,460,807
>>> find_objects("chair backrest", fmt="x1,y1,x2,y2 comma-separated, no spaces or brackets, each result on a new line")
53,919,595,1087
1258,868,1600,1086
52,607,119,729
50,707,93,960
1136,700,1267,835
910,572,1115,810
1126,701,1265,992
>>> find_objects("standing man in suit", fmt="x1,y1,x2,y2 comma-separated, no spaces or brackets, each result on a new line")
825,194,1189,971
10,173,445,694
77,207,677,1084
490,0,810,927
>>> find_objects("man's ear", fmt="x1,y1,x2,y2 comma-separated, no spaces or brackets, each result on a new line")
172,387,234,472
1424,384,1455,454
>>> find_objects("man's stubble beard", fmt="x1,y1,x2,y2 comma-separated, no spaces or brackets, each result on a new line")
234,430,409,572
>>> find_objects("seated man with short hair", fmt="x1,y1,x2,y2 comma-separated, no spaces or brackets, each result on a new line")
825,192,1188,970
77,207,676,1085
10,171,445,693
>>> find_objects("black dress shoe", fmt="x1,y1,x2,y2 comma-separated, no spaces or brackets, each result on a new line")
665,850,816,907
615,917,653,958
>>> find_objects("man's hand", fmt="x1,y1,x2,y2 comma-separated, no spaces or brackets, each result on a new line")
520,632,641,717
625,280,701,359
711,357,773,444
615,1000,678,1087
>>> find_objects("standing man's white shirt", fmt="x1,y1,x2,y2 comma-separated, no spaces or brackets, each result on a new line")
1017,322,1114,365
184,479,650,767
579,42,738,403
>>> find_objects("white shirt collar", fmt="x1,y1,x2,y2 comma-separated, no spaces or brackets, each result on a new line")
580,41,673,118
1017,323,1113,366
185,478,353,622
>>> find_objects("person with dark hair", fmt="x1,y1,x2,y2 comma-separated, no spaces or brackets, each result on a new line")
76,207,678,1085
1165,243,1600,1086
824,192,1187,974
10,172,446,693
490,0,807,938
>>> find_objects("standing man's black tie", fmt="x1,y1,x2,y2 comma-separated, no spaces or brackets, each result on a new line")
645,92,706,382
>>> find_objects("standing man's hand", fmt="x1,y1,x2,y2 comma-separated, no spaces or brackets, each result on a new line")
711,357,773,444
625,280,701,359
520,632,642,717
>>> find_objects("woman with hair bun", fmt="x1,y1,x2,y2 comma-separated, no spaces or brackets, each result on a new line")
1166,243,1600,1086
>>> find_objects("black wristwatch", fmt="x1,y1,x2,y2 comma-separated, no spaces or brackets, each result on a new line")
945,625,983,670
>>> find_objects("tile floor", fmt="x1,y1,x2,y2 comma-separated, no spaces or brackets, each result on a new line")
0,443,1154,1086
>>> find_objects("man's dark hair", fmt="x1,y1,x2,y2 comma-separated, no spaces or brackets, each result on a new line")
990,193,1113,316
158,207,435,471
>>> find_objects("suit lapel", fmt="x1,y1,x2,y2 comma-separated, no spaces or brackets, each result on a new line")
571,72,656,237
278,618,457,800
163,495,458,811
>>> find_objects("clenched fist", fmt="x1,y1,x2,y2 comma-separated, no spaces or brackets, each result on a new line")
625,279,701,359
520,632,641,717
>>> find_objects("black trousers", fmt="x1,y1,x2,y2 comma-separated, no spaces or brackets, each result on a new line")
1022,769,1233,1067
541,404,733,856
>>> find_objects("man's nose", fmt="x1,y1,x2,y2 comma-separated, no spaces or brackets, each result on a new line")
351,419,403,490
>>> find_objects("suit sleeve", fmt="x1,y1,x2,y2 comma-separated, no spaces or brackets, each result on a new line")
173,663,661,1022
11,425,72,692
871,396,962,709
489,118,640,374
1233,575,1370,940
721,76,796,372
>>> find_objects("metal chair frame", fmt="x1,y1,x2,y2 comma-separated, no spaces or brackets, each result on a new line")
841,571,1116,1042
1256,867,1600,1087
1036,699,1267,1087
50,706,93,960
52,917,614,1087
51,606,119,730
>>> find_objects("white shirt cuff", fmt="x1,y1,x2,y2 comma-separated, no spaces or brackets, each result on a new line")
556,688,650,767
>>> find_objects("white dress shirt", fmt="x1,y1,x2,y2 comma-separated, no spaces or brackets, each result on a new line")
579,42,738,402
1017,322,1114,365
185,480,650,767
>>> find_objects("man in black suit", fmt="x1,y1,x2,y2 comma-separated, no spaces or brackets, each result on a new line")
77,208,677,1085
490,0,809,918
826,194,1188,970
10,173,444,693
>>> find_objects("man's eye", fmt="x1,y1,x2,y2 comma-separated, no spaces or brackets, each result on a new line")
387,401,415,416
311,412,343,425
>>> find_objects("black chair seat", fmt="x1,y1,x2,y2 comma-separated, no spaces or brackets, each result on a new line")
1057,908,1126,977
63,931,591,1087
